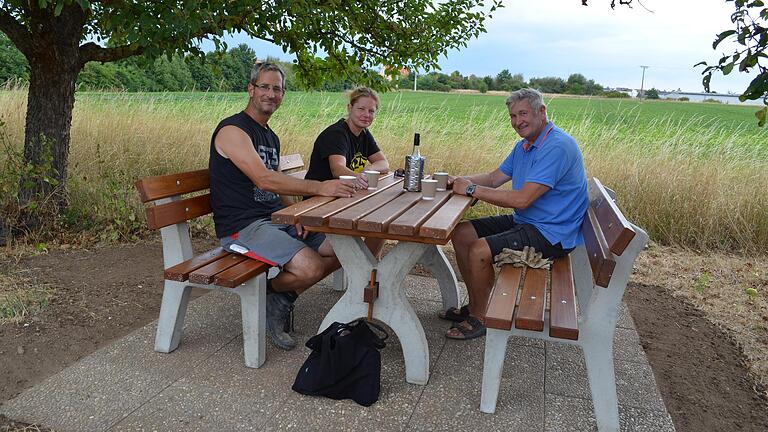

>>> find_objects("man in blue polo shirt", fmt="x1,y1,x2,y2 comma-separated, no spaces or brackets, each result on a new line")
443,88,588,340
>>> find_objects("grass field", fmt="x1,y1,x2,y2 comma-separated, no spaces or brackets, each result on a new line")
1,88,767,252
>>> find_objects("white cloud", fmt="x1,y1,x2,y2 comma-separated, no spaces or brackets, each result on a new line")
208,0,760,93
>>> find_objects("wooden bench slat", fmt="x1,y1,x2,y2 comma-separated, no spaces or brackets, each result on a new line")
583,207,616,288
388,190,452,236
484,265,523,330
213,258,271,288
515,268,546,331
135,169,210,203
357,191,424,232
278,154,304,172
146,194,212,230
164,247,229,281
328,184,404,230
549,256,579,340
589,178,636,256
299,176,402,227
189,254,249,284
418,194,474,240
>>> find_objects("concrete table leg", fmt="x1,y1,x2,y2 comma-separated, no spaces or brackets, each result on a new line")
319,234,431,385
417,245,459,311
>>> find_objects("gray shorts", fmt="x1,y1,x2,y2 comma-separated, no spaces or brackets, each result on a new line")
220,219,326,268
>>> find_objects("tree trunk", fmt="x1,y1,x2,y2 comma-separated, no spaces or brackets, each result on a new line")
17,6,86,229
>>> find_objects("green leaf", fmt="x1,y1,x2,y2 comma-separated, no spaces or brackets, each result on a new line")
712,29,737,49
722,62,735,75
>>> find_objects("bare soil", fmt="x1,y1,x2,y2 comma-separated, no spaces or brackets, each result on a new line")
1,242,768,431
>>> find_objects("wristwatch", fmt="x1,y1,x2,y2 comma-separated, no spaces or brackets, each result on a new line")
465,183,477,197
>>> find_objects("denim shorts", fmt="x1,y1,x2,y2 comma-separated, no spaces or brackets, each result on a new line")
220,218,325,268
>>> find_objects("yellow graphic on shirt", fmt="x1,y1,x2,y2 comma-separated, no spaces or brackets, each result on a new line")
350,152,368,173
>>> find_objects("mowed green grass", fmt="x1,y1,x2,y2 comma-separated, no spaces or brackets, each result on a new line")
80,90,768,160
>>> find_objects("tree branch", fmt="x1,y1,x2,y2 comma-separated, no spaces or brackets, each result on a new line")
79,42,144,64
0,8,33,56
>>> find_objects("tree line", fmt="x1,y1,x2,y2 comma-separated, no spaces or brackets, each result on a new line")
398,70,613,96
2,33,617,96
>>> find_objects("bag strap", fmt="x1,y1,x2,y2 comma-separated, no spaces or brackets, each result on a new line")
362,320,389,343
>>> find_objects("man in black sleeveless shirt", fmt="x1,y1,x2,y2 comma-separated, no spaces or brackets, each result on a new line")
209,62,356,350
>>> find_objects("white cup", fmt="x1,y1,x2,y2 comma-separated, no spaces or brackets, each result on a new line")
364,170,380,190
339,175,358,190
433,172,448,191
421,179,438,200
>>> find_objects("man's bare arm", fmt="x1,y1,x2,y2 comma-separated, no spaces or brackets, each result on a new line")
472,182,550,209
216,126,355,197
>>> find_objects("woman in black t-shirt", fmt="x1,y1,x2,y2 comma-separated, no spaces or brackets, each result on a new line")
305,87,389,188
306,87,390,256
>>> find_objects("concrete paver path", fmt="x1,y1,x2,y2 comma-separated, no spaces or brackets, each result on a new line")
1,275,675,431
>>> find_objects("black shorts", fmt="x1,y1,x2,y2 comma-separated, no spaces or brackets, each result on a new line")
470,214,571,260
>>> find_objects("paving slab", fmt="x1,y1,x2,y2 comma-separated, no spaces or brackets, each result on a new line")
1,274,674,431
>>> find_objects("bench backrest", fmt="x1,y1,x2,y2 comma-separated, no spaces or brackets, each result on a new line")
581,177,636,288
135,155,305,230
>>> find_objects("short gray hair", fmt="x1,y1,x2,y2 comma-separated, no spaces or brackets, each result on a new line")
506,88,544,112
250,61,286,88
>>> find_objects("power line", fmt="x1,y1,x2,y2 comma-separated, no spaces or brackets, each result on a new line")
639,65,650,99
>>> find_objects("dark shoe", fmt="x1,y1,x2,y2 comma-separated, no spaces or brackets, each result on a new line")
438,305,470,322
445,316,486,340
266,292,296,350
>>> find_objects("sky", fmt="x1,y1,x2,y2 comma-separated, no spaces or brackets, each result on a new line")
202,0,757,94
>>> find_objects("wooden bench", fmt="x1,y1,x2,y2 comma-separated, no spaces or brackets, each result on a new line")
479,177,649,432
135,154,325,368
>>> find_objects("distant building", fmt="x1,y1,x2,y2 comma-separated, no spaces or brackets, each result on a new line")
606,87,638,98
658,90,763,106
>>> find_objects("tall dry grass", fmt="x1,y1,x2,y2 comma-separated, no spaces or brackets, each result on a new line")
1,88,766,252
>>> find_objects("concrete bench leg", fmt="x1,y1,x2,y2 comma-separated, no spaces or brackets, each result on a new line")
154,280,192,353
480,329,512,413
235,274,267,368
583,334,620,432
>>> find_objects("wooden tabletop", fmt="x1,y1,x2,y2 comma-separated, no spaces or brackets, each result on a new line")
272,174,474,245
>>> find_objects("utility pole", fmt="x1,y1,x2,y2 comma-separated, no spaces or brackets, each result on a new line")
639,65,649,99
413,69,418,91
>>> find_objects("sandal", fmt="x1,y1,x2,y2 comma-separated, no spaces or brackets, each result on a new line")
438,305,470,322
445,316,487,340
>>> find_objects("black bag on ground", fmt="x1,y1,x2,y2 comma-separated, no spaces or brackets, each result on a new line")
292,319,388,407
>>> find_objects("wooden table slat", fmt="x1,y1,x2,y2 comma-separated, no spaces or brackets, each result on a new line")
304,225,450,245
271,196,335,225
515,268,546,331
549,256,579,340
485,265,523,330
357,192,424,232
329,183,405,230
299,176,402,226
419,194,474,239
189,254,248,285
388,191,452,236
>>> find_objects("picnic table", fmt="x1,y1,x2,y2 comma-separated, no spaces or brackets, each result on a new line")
272,174,473,384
